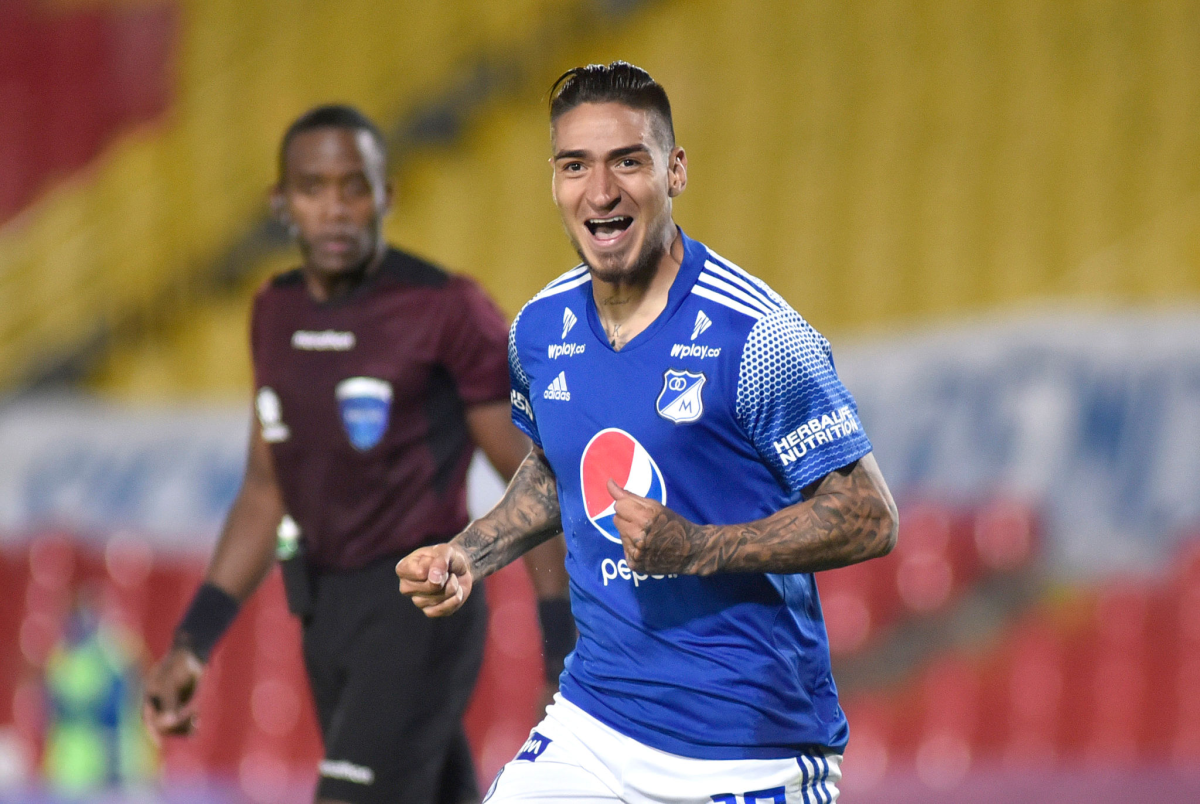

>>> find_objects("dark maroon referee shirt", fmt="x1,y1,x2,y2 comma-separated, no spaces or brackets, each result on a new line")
250,247,512,572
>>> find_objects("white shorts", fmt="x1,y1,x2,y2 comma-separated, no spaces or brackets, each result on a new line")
483,695,842,804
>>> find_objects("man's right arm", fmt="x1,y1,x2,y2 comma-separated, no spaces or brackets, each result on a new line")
143,413,284,736
397,445,561,617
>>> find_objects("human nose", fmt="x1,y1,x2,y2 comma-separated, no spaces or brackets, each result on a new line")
318,186,352,222
584,165,620,211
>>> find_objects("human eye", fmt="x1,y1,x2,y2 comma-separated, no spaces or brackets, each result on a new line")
343,175,371,197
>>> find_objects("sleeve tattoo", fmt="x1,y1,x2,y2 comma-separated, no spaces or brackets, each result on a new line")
454,447,563,579
628,455,898,577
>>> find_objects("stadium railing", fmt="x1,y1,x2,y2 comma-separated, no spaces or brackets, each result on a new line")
0,533,546,799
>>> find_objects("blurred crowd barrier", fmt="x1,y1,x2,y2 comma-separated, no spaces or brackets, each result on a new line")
0,535,544,803
840,536,1200,803
4,310,1196,574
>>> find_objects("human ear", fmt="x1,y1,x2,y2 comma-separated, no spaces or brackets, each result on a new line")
270,189,298,239
667,147,687,198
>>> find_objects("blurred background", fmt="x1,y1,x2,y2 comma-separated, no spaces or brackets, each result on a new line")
2,0,1200,801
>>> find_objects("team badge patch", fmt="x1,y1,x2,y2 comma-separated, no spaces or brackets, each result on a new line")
516,731,552,761
580,428,667,543
657,369,706,424
255,387,290,443
335,377,393,451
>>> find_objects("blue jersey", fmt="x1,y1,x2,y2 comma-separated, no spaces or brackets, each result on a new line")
508,231,872,760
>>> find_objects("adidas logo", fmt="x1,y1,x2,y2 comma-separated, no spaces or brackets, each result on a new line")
543,371,571,401
562,307,578,339
691,310,712,341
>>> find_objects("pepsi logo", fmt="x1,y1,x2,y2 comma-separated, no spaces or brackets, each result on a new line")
579,428,667,543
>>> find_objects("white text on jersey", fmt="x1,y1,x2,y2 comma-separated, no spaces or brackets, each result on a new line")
511,390,535,421
773,406,860,465
543,371,571,401
601,557,678,587
549,342,586,359
291,330,355,350
670,343,722,359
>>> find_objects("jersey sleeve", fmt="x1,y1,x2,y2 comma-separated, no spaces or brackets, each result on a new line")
437,277,512,406
735,308,872,495
507,311,542,448
248,284,270,389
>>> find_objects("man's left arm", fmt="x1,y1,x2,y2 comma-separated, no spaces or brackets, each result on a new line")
611,451,898,577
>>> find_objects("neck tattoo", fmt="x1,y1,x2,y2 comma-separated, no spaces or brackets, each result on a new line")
608,323,622,348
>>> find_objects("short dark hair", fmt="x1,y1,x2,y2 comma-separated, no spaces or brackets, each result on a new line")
278,104,387,182
549,61,675,149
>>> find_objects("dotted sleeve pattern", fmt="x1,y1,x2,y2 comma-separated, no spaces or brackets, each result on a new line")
507,308,542,448
735,307,872,495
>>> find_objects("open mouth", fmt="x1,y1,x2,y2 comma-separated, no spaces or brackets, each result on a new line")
585,216,633,239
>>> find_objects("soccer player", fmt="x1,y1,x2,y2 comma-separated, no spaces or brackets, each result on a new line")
143,105,574,804
397,63,899,803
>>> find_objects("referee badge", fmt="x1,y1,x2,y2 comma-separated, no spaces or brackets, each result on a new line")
656,369,706,424
335,376,393,451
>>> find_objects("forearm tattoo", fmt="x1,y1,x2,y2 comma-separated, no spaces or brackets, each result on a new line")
630,457,898,577
455,448,563,579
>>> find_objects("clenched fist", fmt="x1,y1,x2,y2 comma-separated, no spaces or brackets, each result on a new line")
396,542,475,617
606,479,713,576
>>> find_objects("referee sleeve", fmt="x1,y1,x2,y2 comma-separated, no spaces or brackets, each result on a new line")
438,276,512,406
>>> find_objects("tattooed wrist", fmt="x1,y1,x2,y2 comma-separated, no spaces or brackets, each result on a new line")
451,447,563,580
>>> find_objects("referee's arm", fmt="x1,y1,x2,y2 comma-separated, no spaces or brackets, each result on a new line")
144,413,284,737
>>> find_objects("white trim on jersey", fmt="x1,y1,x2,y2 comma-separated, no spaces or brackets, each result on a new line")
534,265,591,301
701,258,782,313
551,264,589,286
535,273,591,300
697,269,779,316
691,283,765,320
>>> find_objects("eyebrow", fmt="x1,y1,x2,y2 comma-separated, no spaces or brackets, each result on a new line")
553,144,652,162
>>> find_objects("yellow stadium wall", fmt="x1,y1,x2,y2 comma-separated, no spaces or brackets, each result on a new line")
91,0,1200,400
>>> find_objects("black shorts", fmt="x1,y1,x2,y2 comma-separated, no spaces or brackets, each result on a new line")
302,554,488,804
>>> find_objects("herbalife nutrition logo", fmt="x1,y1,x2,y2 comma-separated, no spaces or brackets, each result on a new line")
543,371,571,401
562,307,578,339
691,310,712,341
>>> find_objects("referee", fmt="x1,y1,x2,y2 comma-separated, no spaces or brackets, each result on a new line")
143,105,574,804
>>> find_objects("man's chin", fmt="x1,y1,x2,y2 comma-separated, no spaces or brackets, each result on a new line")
578,242,664,287
585,257,636,285
308,252,373,277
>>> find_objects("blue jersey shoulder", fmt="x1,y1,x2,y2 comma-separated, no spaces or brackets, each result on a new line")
508,264,591,445
693,246,871,494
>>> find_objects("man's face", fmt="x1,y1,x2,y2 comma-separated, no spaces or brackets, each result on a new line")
274,127,390,276
551,102,686,284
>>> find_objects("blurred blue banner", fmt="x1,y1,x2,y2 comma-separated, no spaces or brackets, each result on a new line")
841,309,1200,576
2,309,1197,576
